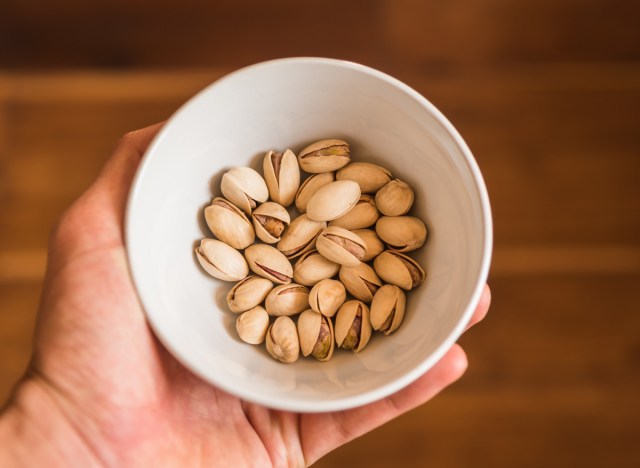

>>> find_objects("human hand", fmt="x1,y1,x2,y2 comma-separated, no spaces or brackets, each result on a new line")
0,124,491,467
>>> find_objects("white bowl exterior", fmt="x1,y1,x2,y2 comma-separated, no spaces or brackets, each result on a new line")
126,58,492,412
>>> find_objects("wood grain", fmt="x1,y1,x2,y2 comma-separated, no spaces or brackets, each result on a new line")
0,0,639,466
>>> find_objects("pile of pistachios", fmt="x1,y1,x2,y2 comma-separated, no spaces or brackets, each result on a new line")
195,139,427,363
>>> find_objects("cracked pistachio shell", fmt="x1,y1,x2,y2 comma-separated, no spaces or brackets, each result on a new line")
265,283,310,317
298,139,350,173
204,197,255,249
195,239,249,281
375,216,428,253
373,251,426,291
292,250,341,287
263,149,300,207
244,244,293,285
335,300,372,353
329,193,379,230
309,279,346,318
220,167,269,215
276,214,326,259
336,162,392,193
295,172,335,213
297,309,335,361
338,263,382,303
316,226,366,267
266,316,299,363
236,306,269,345
306,180,361,222
370,285,406,335
226,275,273,313
352,229,385,262
375,179,414,216
252,202,290,244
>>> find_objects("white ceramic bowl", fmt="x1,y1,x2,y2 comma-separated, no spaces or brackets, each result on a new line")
126,57,492,412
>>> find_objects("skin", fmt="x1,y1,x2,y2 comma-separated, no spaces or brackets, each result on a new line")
0,123,491,467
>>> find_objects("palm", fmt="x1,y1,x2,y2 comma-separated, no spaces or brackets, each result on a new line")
24,125,488,467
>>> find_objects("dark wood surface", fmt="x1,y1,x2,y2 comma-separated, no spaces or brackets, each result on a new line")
1,1,639,466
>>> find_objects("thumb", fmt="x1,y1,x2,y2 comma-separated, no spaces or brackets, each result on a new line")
47,123,164,265
95,122,165,219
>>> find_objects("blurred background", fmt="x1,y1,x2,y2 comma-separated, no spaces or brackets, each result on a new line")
1,0,639,466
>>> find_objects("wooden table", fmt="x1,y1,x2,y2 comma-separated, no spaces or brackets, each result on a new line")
1,1,639,466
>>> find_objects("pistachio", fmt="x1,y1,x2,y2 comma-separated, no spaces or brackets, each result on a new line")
375,216,427,252
266,316,300,363
298,139,350,173
295,172,335,213
336,162,392,193
244,244,293,284
297,309,335,361
195,238,249,282
306,180,361,222
370,285,406,335
338,263,382,302
373,250,425,290
263,149,300,207
335,300,372,353
316,226,366,267
308,279,346,318
204,197,255,249
252,202,290,244
220,167,269,215
352,229,385,262
292,250,341,287
328,193,379,230
236,306,269,344
226,275,274,313
276,214,326,259
375,179,414,216
265,283,310,316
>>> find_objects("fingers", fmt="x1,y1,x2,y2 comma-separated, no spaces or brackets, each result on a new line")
465,284,491,331
302,344,467,465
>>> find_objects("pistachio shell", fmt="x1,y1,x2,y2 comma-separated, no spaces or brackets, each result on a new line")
338,263,382,302
252,202,290,244
298,139,350,173
220,167,269,215
375,179,414,216
297,309,335,361
292,250,341,287
277,214,326,259
295,172,335,213
265,283,310,316
373,251,426,290
306,180,361,222
328,194,379,230
244,244,293,284
352,229,385,261
195,238,249,281
266,316,299,363
334,300,372,353
263,149,300,207
204,197,255,249
336,162,392,193
226,275,274,313
236,306,269,344
316,226,366,267
370,285,406,335
375,216,428,252
308,279,346,318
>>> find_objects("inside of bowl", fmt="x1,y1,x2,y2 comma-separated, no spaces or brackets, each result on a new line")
127,58,490,411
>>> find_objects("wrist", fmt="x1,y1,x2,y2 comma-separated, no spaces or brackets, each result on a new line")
0,377,101,467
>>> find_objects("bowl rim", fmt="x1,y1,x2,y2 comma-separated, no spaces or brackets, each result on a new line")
125,56,493,412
